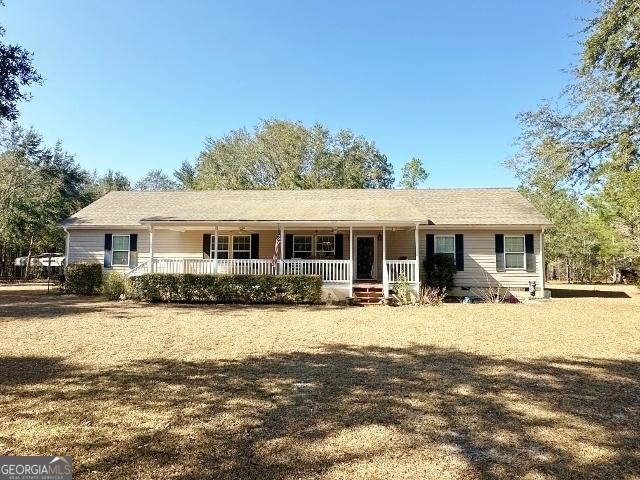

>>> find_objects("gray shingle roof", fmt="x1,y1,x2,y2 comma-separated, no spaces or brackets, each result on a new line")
62,188,550,226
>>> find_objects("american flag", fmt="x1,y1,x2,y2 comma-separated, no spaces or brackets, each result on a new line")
272,234,281,269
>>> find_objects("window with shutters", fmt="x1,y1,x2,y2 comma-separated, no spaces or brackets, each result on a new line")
315,235,335,258
210,235,229,259
232,235,251,259
293,235,313,258
435,235,455,265
504,235,525,269
112,235,130,266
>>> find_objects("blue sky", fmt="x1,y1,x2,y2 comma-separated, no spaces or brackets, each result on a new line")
3,0,595,187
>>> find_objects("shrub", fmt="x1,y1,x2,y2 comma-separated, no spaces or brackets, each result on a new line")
102,272,127,300
417,285,446,306
127,274,322,304
65,262,103,295
391,273,415,305
423,253,456,291
471,273,508,303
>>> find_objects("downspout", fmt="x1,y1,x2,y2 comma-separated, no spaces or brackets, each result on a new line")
63,227,70,273
382,225,387,297
149,225,154,273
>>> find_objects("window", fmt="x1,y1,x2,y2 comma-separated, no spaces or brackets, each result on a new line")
112,235,130,266
210,235,229,259
315,235,335,258
232,235,251,259
293,235,313,258
435,235,455,264
505,235,525,269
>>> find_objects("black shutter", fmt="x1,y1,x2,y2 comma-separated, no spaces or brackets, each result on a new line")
129,234,138,267
129,234,138,251
285,234,294,259
495,234,505,272
525,234,536,273
455,234,464,271
425,234,435,271
251,234,259,259
334,234,344,259
203,234,211,259
104,233,112,268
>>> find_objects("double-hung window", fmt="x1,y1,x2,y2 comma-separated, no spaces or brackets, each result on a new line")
232,235,251,259
435,235,455,265
112,235,130,266
505,236,525,269
315,235,335,258
293,235,313,259
210,235,229,259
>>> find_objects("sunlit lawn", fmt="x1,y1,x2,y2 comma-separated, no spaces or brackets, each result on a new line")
0,284,638,479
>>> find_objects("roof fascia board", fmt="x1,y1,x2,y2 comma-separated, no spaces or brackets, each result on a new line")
62,224,147,230
419,224,550,230
139,220,426,228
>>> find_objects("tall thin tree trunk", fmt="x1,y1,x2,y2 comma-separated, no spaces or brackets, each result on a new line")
24,235,34,280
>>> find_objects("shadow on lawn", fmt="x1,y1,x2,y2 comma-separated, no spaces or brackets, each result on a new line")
0,287,353,322
0,356,72,384
548,287,631,299
1,347,638,479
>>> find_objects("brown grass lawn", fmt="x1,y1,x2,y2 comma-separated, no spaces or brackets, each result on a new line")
0,284,639,480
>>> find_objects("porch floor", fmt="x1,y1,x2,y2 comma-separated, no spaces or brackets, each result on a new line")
353,281,383,288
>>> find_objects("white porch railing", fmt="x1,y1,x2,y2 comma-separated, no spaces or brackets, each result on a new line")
148,258,278,275
216,259,277,275
385,260,418,284
281,259,350,283
125,259,150,277
126,259,415,293
127,258,350,283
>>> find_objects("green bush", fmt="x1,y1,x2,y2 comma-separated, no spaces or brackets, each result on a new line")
127,274,323,304
102,271,127,300
65,262,103,295
423,253,457,291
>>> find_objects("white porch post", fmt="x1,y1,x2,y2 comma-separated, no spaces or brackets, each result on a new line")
349,226,353,297
214,226,218,274
540,228,545,295
382,226,389,297
414,223,420,286
280,225,285,275
149,226,154,273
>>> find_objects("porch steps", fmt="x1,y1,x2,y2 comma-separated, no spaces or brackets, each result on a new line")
352,285,384,305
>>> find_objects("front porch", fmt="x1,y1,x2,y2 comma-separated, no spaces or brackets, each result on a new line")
124,223,422,299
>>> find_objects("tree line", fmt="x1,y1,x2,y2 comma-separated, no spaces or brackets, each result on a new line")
509,0,639,283
0,119,428,278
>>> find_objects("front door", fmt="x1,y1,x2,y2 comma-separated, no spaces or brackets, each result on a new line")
356,237,376,279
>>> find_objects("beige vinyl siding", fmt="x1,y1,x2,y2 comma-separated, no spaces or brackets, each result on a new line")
154,230,202,258
257,230,278,259
68,227,542,290
385,229,418,260
419,229,542,290
67,229,149,272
